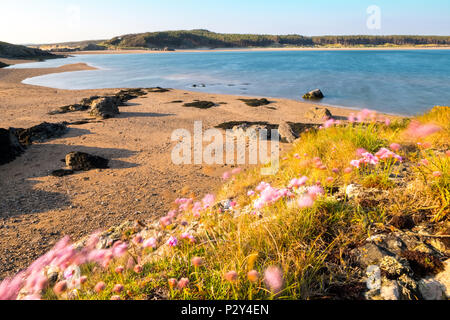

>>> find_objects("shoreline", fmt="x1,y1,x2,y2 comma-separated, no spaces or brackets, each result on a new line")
70,46,450,56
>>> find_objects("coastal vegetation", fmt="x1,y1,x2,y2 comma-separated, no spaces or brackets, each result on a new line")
0,41,61,60
1,105,448,300
33,30,450,51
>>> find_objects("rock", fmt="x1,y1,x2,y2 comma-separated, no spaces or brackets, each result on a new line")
65,152,109,171
380,280,400,300
15,122,67,145
278,121,298,143
305,106,332,120
238,98,271,107
353,243,396,268
147,87,170,93
183,101,216,109
0,61,9,68
380,256,410,279
434,259,450,297
115,89,147,105
418,278,446,300
302,89,324,100
89,97,120,119
366,265,382,291
0,128,24,165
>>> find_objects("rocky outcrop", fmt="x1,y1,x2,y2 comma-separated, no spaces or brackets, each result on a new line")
0,128,24,165
278,121,298,143
15,122,67,146
89,97,120,119
305,106,332,121
302,89,324,100
65,152,109,171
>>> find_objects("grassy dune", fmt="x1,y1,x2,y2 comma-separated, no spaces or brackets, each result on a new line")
1,107,448,300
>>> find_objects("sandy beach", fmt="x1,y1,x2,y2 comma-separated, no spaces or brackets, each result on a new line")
0,59,369,279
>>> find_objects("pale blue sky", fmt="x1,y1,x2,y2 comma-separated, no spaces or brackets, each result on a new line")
1,0,449,44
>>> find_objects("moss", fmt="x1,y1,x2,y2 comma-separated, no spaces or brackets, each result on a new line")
238,98,271,107
401,250,444,278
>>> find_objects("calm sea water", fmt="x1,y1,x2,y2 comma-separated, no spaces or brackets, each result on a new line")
11,50,450,115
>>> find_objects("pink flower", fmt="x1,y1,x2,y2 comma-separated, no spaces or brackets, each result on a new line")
348,113,356,123
168,278,178,288
167,210,177,219
407,121,441,138
294,154,301,159
344,167,353,174
160,216,172,227
247,270,260,283
113,284,124,293
192,201,203,217
298,195,314,208
390,143,401,152
112,241,128,258
350,159,360,168
224,271,238,282
446,150,450,157
222,171,231,180
191,257,204,267
356,148,367,157
433,171,443,178
53,281,67,295
79,276,88,284
180,233,196,243
307,185,324,199
115,266,124,274
288,176,308,189
111,295,121,300
177,278,190,289
247,190,255,196
332,168,340,174
132,235,143,245
326,177,334,183
202,194,215,209
232,168,242,175
264,266,284,294
420,159,430,166
143,237,157,249
133,265,143,273
94,281,106,293
167,236,178,247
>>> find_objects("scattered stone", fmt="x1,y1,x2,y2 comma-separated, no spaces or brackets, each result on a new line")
305,106,332,120
418,278,446,300
352,242,395,268
0,61,10,68
303,89,324,100
170,100,183,103
238,98,270,107
89,97,120,119
65,152,109,171
14,122,67,146
183,101,216,109
0,128,24,165
278,121,298,143
366,265,382,291
380,280,400,300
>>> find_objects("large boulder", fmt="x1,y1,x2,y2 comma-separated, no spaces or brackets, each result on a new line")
65,152,109,171
303,89,324,100
89,96,120,119
305,106,332,121
278,121,298,143
0,128,24,165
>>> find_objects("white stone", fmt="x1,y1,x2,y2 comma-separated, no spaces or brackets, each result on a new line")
366,265,382,290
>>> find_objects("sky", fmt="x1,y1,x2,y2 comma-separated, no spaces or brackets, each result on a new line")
1,0,450,44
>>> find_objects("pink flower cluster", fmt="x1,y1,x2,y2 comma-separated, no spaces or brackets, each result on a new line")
350,147,402,169
253,182,293,209
407,121,441,138
347,109,391,125
0,234,128,300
